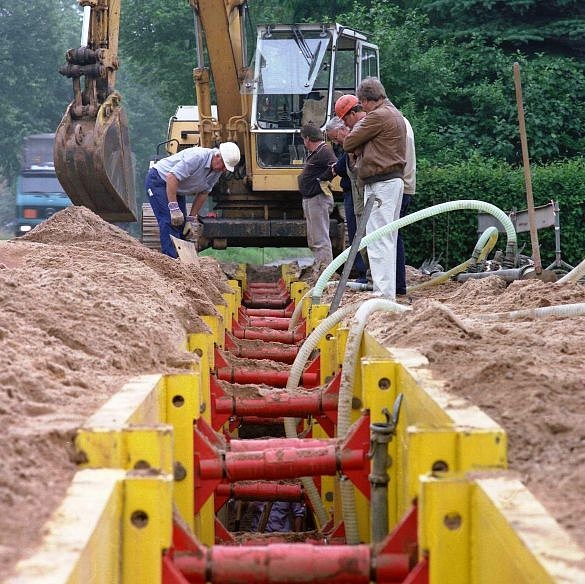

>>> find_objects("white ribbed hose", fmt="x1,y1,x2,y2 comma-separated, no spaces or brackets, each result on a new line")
338,299,412,543
284,303,359,528
557,258,585,284
312,200,517,301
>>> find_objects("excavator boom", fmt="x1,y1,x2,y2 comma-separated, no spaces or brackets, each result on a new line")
54,0,136,222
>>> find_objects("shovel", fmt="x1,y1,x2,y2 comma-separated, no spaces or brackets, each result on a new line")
171,235,198,264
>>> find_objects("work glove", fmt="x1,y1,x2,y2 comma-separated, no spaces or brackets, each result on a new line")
168,201,184,226
183,215,199,241
319,180,333,197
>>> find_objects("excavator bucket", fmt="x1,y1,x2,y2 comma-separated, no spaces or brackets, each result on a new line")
54,93,136,222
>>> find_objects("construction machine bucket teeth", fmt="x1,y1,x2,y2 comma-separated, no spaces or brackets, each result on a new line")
54,95,137,222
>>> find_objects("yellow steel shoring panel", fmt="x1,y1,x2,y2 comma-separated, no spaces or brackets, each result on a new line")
290,281,309,313
308,303,328,334
202,313,224,348
75,424,174,474
80,374,165,430
8,469,125,584
215,301,230,337
419,474,585,583
419,474,472,584
359,347,507,528
227,278,242,309
222,289,236,332
163,373,202,535
122,472,173,584
188,332,215,418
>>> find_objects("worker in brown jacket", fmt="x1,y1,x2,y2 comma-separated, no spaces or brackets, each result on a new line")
342,77,406,300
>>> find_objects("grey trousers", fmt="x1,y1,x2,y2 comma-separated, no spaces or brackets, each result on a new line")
302,193,334,266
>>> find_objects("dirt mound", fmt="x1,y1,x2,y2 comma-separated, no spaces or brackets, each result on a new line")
0,207,233,577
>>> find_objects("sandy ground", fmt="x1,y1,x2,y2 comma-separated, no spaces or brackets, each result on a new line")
0,207,584,578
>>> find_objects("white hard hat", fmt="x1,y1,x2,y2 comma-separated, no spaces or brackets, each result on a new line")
219,142,241,172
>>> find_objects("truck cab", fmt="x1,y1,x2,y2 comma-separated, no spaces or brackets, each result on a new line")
15,134,71,236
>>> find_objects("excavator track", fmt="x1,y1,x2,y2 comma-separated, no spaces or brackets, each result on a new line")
141,202,161,251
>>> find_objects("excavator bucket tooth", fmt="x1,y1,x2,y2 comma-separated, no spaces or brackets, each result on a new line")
54,96,137,222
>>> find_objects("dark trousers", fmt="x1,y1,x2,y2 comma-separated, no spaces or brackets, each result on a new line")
144,168,187,258
343,191,367,278
396,194,411,294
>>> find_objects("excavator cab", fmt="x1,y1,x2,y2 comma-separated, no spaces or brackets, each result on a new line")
54,1,136,222
242,22,379,186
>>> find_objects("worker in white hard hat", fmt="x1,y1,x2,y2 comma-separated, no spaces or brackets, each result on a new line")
145,142,240,257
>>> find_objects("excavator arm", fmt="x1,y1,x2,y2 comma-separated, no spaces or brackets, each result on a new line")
54,0,136,221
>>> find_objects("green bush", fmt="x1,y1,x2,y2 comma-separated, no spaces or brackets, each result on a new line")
403,156,585,270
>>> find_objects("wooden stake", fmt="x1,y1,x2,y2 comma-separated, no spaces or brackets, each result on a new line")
513,62,542,274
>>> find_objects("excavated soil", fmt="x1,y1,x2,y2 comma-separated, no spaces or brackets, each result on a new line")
1,207,584,578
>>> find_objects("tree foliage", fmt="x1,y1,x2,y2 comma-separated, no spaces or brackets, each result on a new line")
412,0,585,58
0,1,80,178
1,0,584,260
338,2,585,164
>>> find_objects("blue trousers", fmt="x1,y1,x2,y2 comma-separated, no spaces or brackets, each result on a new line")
343,190,367,278
144,168,187,258
396,194,411,295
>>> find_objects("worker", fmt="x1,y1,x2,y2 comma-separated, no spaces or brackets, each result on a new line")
145,142,240,258
397,117,416,296
342,78,407,301
245,500,306,533
298,124,338,276
325,116,367,283
334,95,370,280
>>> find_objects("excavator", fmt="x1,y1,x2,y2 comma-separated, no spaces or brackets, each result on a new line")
54,0,379,253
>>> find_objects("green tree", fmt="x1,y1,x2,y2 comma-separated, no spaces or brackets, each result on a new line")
0,1,80,178
413,0,585,58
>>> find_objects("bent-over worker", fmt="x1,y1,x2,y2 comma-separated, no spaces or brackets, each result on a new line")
145,142,240,258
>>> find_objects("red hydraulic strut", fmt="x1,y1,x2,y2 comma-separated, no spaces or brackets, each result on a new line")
241,302,295,318
211,370,339,434
225,332,300,363
214,347,319,388
214,481,303,512
231,319,306,344
163,506,426,584
215,366,319,387
194,415,370,513
241,315,294,330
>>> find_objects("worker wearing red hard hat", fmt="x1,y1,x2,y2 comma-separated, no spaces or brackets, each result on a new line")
339,78,407,300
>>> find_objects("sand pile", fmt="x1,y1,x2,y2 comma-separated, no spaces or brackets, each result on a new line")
0,207,231,577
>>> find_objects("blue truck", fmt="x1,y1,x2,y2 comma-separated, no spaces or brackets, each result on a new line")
15,133,71,236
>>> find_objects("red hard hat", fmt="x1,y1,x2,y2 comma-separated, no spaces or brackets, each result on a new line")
335,94,359,119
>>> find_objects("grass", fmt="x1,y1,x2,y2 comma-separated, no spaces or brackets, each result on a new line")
199,247,312,266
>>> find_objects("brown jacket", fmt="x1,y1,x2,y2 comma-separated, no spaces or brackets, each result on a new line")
343,99,406,184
